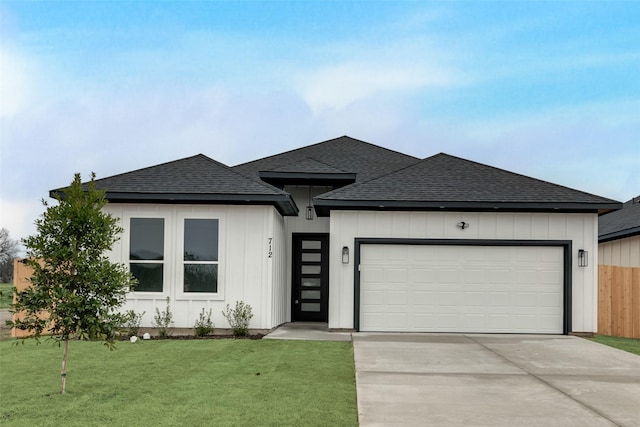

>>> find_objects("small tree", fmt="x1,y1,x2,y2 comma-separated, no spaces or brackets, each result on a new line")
0,228,20,283
9,173,135,394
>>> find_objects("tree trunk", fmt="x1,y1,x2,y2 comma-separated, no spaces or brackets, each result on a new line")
60,338,69,394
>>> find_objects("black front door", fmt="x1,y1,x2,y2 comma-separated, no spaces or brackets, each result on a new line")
292,233,329,322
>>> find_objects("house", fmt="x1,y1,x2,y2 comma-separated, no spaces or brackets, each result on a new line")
55,136,621,334
598,197,640,267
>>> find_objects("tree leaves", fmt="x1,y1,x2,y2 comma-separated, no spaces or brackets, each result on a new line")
9,173,136,392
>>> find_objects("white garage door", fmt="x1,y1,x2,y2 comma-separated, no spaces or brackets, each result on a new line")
359,244,564,334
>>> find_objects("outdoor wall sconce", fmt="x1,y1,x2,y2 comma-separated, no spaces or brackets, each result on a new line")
342,246,350,264
457,221,469,230
306,186,314,220
578,249,588,267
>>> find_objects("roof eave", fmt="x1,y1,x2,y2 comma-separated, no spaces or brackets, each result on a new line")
258,171,357,187
598,226,640,243
51,190,300,216
313,199,622,217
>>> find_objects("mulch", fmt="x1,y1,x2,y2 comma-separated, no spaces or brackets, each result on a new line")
124,334,264,341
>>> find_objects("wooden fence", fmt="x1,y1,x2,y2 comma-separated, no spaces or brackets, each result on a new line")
598,264,640,338
11,259,50,338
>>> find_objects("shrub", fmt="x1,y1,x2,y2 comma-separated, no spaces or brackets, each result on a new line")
222,301,253,337
122,310,145,338
194,308,215,337
152,297,173,338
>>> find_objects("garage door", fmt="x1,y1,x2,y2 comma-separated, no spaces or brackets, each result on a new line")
359,244,564,334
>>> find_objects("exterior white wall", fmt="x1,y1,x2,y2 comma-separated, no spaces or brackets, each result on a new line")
598,235,640,267
282,185,331,321
329,211,599,333
269,213,288,326
103,203,286,329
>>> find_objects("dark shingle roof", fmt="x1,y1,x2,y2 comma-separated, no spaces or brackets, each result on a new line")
599,197,640,242
314,153,621,215
269,158,350,174
52,154,298,215
52,137,623,219
233,135,419,183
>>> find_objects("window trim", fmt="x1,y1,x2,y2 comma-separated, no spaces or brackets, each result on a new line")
124,212,171,296
176,213,225,301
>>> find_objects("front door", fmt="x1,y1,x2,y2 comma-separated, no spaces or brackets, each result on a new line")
292,233,329,322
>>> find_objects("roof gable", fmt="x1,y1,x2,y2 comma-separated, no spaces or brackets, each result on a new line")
314,153,621,215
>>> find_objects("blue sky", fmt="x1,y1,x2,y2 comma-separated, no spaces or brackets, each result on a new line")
1,1,639,242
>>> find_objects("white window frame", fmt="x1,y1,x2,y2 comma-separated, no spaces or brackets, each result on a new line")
176,212,225,301
123,209,173,297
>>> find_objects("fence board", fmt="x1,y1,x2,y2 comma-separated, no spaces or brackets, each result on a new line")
598,264,640,338
11,259,51,338
598,266,612,335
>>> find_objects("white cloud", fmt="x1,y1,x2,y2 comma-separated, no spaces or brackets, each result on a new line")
299,61,457,114
0,46,37,119
0,198,43,246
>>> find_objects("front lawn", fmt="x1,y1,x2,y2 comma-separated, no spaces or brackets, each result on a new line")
590,335,640,356
0,339,357,426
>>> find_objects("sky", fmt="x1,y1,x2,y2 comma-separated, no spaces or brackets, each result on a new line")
1,1,639,246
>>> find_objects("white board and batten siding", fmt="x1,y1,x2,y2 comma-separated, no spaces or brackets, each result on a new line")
103,204,287,329
598,235,640,268
329,211,599,333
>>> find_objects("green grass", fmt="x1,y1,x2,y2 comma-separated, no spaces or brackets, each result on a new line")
0,282,14,309
0,339,357,426
591,335,640,356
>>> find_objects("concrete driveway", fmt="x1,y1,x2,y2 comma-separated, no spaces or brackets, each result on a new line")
353,333,640,426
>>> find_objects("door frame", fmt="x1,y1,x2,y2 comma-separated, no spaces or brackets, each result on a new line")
353,238,572,334
291,233,330,322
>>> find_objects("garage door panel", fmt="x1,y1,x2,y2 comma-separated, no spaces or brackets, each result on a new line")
386,268,408,283
360,244,564,334
437,269,460,284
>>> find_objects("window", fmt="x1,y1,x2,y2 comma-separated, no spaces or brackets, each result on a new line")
183,219,219,293
129,218,164,292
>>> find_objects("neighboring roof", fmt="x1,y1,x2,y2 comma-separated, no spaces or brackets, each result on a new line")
314,153,622,216
599,196,640,242
51,154,299,216
233,135,419,183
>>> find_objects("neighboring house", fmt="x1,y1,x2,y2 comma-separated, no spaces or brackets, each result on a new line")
53,136,621,334
598,197,640,267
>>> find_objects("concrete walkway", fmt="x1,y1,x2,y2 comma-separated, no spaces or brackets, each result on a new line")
263,322,352,341
353,333,640,426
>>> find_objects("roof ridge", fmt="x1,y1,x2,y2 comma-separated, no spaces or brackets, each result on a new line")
315,155,421,199
233,135,419,169
85,153,288,196
197,154,290,195
432,152,620,203
92,153,213,184
305,156,351,173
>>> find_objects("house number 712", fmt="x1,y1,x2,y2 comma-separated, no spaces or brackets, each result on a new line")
268,238,273,258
